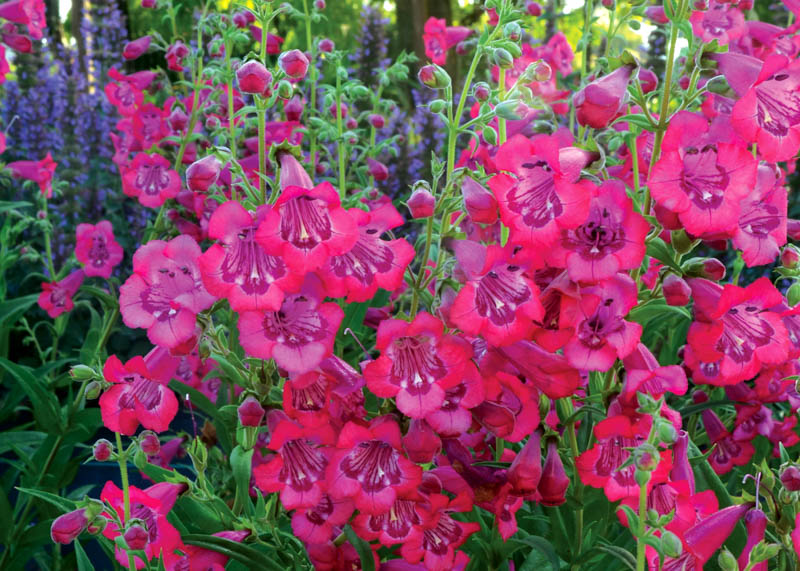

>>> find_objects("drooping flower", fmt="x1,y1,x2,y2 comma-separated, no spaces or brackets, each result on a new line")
256,182,357,274
538,439,570,506
363,312,474,419
488,134,594,247
315,203,414,303
507,430,542,494
199,201,301,312
75,221,124,279
122,153,182,209
99,354,179,435
38,270,85,318
648,111,757,237
685,277,789,385
573,64,633,129
237,276,343,374
700,406,755,474
119,235,216,350
6,152,57,197
548,180,647,283
327,418,423,514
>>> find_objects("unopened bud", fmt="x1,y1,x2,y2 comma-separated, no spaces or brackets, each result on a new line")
238,396,265,427
787,282,800,307
93,439,113,461
473,82,491,102
633,443,660,472
495,100,522,120
429,99,447,114
663,274,691,307
70,365,96,380
87,515,108,535
482,126,498,145
276,79,293,99
124,523,149,551
85,381,102,400
139,430,160,456
662,530,683,559
493,48,514,69
781,246,800,269
717,548,738,571
418,64,450,89
407,188,435,219
503,22,522,41
779,465,800,491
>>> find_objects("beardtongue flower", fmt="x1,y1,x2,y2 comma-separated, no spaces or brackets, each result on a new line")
461,176,498,224
6,152,57,197
291,494,354,544
620,343,688,404
0,0,46,39
119,235,216,350
123,35,151,60
780,465,800,491
3,30,31,52
327,418,423,514
449,241,544,347
422,17,472,65
573,64,633,128
363,311,474,419
663,274,691,306
538,439,569,506
690,0,746,45
165,40,189,71
684,503,754,564
278,49,309,79
122,153,182,208
99,354,179,435
237,396,265,427
407,187,435,218
547,180,648,282
507,430,542,494
237,276,343,374
402,419,442,463
186,155,221,192
38,270,85,318
315,203,415,303
50,509,88,544
75,221,124,279
255,181,357,274
367,157,389,181
236,60,272,95
738,508,768,571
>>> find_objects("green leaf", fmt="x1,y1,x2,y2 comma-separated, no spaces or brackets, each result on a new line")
344,525,375,571
678,400,733,418
0,431,47,454
511,534,561,571
0,200,33,214
16,487,77,512
645,237,681,272
181,534,283,569
74,540,94,571
0,294,38,328
612,114,655,131
230,446,254,516
594,543,636,570
617,505,640,534
0,358,62,430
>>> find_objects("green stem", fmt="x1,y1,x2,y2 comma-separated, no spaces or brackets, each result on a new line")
42,200,57,280
335,72,347,198
580,0,594,77
302,0,318,173
409,216,434,318
635,474,649,571
257,101,268,204
567,421,584,563
224,36,237,164
498,71,507,145
115,432,137,571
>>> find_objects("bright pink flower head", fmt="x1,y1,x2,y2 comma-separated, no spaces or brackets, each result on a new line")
0,0,46,39
255,181,357,274
186,154,221,192
684,503,753,564
548,180,647,282
7,152,57,197
364,312,473,419
699,407,755,474
732,163,787,267
38,269,84,318
291,494,354,544
488,134,593,247
101,481,185,569
119,235,215,350
366,157,389,181
75,221,124,279
424,364,485,436
690,0,745,45
620,343,688,405
122,153,181,208
407,187,435,218
686,277,789,385
236,60,272,95
278,49,309,79
123,35,151,60
649,111,757,236
199,201,302,312
237,276,343,374
327,418,423,514
730,54,800,162
450,241,544,347
422,17,472,65
315,203,414,303
538,439,570,506
508,430,542,494
461,176,498,224
402,419,442,464
165,40,189,72
50,509,88,544
472,370,540,442
100,354,178,435
573,64,633,128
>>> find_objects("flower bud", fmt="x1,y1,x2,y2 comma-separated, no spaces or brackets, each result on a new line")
284,95,304,121
329,102,348,118
699,258,726,281
314,0,325,8
525,1,542,15
663,274,691,306
638,68,659,94
462,176,498,224
495,100,523,120
168,107,189,132
780,465,800,491
418,64,450,89
661,530,683,558
705,75,730,95
141,0,156,7
538,440,569,506
656,419,678,444
492,48,514,69
428,99,447,114
482,126,498,145
50,509,88,544
781,246,800,269
70,364,96,380
634,443,660,472
717,548,738,571
368,114,385,129
533,60,552,82
573,64,633,128
407,187,435,218
367,158,389,181
503,22,522,41
236,60,272,95
237,396,265,427
93,438,113,461
473,82,490,102
402,419,441,464
85,381,102,400
318,38,334,53
186,155,221,192
123,36,151,61
278,49,309,79
788,282,800,307
508,431,542,494
124,523,149,551
139,430,161,456
87,515,108,535
275,79,292,99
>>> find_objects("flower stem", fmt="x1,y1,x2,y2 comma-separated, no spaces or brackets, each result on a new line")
567,417,584,562
257,101,268,204
498,71,507,145
115,432,137,571
635,473,649,571
225,35,237,165
409,216,434,318
302,0,318,173
335,71,347,198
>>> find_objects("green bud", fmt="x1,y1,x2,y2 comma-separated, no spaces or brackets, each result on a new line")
70,365,96,380
634,468,651,486
717,548,738,571
276,79,293,99
636,392,660,414
495,100,522,120
336,66,348,81
705,75,731,95
87,515,108,535
787,282,800,307
482,126,498,146
503,22,522,41
84,381,103,400
671,229,694,255
751,541,780,564
661,530,683,558
429,99,447,114
83,498,105,521
633,443,660,472
656,419,678,445
493,48,514,69
350,85,371,99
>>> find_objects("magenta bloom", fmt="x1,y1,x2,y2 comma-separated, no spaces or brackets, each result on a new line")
731,54,800,162
237,277,343,374
165,40,189,72
690,0,745,45
0,0,46,39
363,312,473,419
649,111,757,236
99,354,179,435
50,509,88,544
562,274,642,371
620,343,687,405
548,180,647,282
291,495,354,544
7,152,57,197
254,417,336,510
488,134,593,247
422,17,472,65
256,182,357,274
731,163,787,267
573,65,633,128
686,277,789,385
278,49,309,79
74,221,124,278
119,235,215,350
38,269,84,318
122,153,181,208
123,35,151,60
449,241,544,347
199,201,301,312
327,418,422,514
316,203,414,302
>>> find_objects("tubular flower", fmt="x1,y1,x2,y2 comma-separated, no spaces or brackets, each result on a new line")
122,153,181,208
75,221,124,279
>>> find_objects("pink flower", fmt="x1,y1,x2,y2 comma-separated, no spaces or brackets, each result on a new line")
237,276,343,374
690,0,745,45
38,269,84,318
0,0,46,39
731,163,787,267
185,154,221,192
407,187,435,218
123,35,151,60
75,221,124,278
165,40,189,71
461,176,498,224
7,152,57,197
278,49,309,79
422,17,472,65
50,509,88,544
119,235,215,350
573,65,633,128
236,60,272,95
122,153,181,208
291,495,354,544
99,354,179,435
